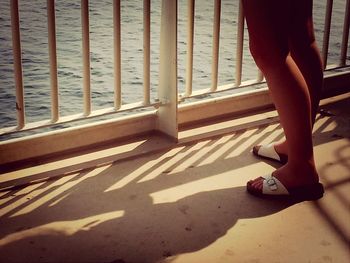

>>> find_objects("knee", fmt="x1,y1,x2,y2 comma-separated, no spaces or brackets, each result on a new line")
249,40,289,72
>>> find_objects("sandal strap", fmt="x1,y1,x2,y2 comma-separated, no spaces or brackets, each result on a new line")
258,144,281,162
262,175,289,195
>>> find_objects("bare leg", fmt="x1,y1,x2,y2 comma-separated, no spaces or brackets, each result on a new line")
243,0,319,190
274,0,323,156
290,4,323,125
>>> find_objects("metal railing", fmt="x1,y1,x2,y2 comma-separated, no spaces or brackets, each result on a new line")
183,0,252,97
2,0,159,136
322,0,350,68
1,0,349,138
181,0,349,100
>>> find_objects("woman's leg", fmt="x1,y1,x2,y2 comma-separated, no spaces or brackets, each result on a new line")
242,0,319,190
266,0,323,158
274,0,323,156
290,0,323,124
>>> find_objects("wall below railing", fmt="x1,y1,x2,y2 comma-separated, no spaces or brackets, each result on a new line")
0,70,349,168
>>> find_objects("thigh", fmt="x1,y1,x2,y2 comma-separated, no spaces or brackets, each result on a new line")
289,0,316,49
242,0,291,57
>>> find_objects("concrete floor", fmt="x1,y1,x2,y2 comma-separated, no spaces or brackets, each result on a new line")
0,94,349,263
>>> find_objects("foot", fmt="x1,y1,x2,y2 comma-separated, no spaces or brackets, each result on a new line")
253,141,288,164
247,173,324,201
247,162,322,200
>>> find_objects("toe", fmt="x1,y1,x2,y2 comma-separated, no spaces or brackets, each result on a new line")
247,177,264,194
252,176,264,184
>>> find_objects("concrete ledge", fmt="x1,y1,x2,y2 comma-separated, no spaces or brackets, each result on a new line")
178,88,272,127
0,112,157,166
0,133,175,190
178,71,350,127
323,71,350,98
0,71,349,168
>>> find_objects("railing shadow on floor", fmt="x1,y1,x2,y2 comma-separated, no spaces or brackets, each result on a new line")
0,128,294,262
0,95,349,262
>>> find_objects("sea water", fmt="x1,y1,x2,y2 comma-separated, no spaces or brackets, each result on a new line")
0,0,348,131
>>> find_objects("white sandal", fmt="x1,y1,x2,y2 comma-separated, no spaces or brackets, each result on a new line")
247,174,324,201
252,144,288,164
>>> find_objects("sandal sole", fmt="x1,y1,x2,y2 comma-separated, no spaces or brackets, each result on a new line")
247,182,324,201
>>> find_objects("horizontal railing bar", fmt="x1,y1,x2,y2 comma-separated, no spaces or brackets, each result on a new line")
179,64,350,102
324,64,350,71
179,79,265,101
0,101,161,136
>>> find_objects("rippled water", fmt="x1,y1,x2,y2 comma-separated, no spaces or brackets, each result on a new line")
0,0,348,130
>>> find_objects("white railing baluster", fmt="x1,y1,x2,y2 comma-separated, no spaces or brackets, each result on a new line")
10,0,25,129
185,0,195,97
143,0,151,105
158,0,178,140
113,0,121,109
340,0,350,66
322,0,333,69
81,0,91,116
47,0,59,122
211,0,221,92
235,0,244,86
257,70,264,82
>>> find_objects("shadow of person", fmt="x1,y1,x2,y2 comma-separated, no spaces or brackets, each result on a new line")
0,125,306,263
0,184,294,263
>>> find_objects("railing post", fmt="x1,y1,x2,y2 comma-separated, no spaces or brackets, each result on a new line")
185,0,195,97
211,0,221,92
143,0,151,105
10,0,25,129
113,0,122,110
81,0,91,116
340,0,350,66
158,0,178,141
235,0,244,86
322,0,333,69
47,0,59,122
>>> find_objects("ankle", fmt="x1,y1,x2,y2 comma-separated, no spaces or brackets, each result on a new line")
285,160,319,179
288,152,315,164
275,163,319,187
274,141,288,155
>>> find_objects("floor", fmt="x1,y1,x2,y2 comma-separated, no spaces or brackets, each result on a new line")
0,93,349,263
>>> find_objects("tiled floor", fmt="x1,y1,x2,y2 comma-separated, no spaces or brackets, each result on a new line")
0,94,349,263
